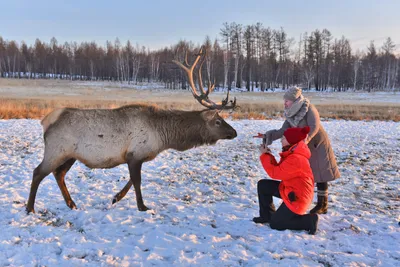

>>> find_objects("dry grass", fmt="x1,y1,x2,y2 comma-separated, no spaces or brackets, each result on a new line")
316,104,400,121
1,98,399,122
1,78,399,121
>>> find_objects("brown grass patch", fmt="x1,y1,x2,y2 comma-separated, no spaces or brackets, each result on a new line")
1,78,399,121
316,104,400,122
0,98,398,122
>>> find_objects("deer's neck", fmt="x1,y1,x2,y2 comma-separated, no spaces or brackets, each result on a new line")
158,111,211,151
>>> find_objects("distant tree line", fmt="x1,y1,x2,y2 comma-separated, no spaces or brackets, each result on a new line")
0,22,399,92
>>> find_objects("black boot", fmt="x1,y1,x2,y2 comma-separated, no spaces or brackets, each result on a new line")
310,195,328,214
308,214,319,235
253,217,270,224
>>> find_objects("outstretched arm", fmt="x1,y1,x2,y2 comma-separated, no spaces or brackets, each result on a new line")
264,120,290,145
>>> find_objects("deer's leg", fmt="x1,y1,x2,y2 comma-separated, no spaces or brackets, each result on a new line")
127,158,148,211
112,180,132,204
53,158,77,210
26,162,52,214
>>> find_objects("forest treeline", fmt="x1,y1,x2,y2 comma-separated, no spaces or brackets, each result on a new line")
0,22,399,91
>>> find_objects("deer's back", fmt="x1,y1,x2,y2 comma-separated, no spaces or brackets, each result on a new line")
43,105,161,168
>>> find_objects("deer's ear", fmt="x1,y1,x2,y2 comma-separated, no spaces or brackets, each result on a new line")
201,110,218,121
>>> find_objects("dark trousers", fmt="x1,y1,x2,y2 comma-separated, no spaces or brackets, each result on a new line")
257,179,314,231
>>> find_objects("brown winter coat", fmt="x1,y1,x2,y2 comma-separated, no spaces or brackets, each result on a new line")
265,104,340,183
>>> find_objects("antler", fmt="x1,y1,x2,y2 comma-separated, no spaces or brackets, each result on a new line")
172,46,236,110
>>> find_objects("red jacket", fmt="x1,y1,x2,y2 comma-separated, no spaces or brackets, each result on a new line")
260,141,314,215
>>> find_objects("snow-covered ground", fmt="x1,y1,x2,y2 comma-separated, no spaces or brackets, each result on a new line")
0,119,399,266
1,79,400,105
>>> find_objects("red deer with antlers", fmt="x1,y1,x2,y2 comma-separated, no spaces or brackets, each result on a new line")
26,46,237,213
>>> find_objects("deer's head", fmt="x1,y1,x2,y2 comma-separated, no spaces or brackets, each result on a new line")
173,46,238,143
201,110,237,143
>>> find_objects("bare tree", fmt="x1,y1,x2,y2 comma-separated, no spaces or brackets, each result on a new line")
231,23,243,88
243,25,254,91
352,51,362,90
382,37,396,90
220,22,232,89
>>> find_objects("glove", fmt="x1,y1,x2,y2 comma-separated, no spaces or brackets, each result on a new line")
288,191,297,202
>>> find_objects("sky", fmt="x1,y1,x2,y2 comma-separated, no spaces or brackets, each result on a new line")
1,0,400,53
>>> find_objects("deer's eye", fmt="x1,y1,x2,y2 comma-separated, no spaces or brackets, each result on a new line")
215,120,222,126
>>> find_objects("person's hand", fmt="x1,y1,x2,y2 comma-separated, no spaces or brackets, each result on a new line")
259,144,271,154
253,133,265,138
254,133,267,145
304,134,309,144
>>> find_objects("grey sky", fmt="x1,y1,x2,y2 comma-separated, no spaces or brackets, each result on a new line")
1,0,399,53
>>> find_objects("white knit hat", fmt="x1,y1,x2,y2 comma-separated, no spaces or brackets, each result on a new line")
283,87,302,101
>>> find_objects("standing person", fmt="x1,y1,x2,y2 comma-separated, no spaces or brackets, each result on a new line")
257,87,340,214
253,126,318,235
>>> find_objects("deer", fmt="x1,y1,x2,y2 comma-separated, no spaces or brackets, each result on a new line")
26,46,237,214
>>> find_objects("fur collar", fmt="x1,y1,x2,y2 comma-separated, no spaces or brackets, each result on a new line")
284,96,310,127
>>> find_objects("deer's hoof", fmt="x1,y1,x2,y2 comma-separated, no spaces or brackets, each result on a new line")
112,193,122,205
26,207,35,214
112,195,121,205
67,201,77,210
138,205,149,211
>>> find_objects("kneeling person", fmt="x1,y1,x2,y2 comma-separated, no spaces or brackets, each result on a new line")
253,126,318,235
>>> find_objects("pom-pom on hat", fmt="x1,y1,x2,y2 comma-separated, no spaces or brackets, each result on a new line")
283,126,310,145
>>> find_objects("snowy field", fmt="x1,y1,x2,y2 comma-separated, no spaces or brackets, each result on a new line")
1,79,400,106
0,119,399,266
